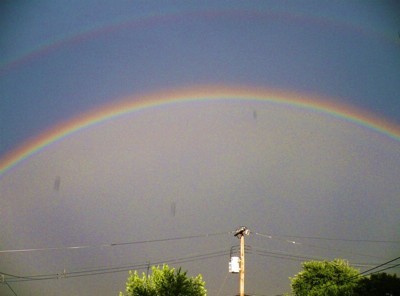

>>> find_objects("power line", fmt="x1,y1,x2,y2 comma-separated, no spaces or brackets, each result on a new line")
247,245,397,269
258,233,400,244
312,256,400,294
277,258,400,296
361,262,400,275
0,231,230,254
254,231,387,260
10,241,388,287
249,246,321,262
3,249,230,283
4,281,18,296
327,256,400,292
3,229,398,293
254,232,399,294
216,270,229,296
359,255,400,276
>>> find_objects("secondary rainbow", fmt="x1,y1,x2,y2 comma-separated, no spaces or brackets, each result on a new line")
2,9,398,74
1,85,399,176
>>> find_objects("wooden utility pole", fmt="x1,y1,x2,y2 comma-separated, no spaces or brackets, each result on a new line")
234,226,250,296
240,232,245,296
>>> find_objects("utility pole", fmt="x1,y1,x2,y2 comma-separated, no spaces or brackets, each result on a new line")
234,226,250,296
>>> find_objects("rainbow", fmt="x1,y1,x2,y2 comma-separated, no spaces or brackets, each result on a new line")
1,9,398,74
1,85,399,176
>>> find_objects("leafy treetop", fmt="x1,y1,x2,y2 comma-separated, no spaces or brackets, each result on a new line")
290,259,360,296
119,264,207,296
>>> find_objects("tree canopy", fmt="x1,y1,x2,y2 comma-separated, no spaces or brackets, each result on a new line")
119,264,207,296
354,272,400,296
289,259,360,296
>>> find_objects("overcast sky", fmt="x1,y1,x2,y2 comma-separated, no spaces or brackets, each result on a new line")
1,1,400,296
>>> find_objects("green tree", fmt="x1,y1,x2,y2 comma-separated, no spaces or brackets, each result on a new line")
354,273,400,296
119,264,207,296
289,259,360,296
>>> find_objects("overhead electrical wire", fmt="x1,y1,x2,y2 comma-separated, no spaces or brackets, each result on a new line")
253,231,388,260
7,243,372,284
315,256,400,293
4,281,18,296
5,250,228,282
276,255,400,296
269,234,400,244
253,231,400,244
3,230,396,284
248,246,321,262
216,270,229,296
359,255,400,276
246,245,397,268
0,230,231,254
362,262,400,275
2,228,398,294
2,249,230,283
